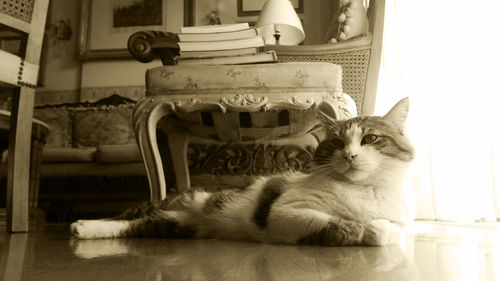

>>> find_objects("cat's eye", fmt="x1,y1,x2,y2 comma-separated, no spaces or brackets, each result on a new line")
330,138,345,148
361,134,378,145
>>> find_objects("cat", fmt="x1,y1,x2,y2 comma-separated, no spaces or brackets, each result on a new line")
71,97,415,246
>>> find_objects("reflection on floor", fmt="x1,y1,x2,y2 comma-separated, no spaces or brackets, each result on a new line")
1,213,499,281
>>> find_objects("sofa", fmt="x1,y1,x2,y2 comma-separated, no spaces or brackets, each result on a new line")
0,95,153,221
33,94,146,177
20,95,150,221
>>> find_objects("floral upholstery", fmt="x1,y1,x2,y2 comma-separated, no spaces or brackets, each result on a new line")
146,62,343,95
72,105,136,147
33,107,72,148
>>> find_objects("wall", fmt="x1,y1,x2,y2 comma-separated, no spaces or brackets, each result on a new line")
36,0,81,104
35,0,336,105
194,0,335,45
80,0,185,102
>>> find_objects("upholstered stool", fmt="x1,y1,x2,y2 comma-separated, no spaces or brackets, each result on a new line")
133,62,357,200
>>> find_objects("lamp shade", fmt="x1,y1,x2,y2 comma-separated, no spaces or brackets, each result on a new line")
255,0,305,45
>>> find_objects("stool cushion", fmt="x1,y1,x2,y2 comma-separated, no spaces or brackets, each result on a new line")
146,62,342,95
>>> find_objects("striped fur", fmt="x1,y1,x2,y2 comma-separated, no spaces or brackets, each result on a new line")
71,98,415,246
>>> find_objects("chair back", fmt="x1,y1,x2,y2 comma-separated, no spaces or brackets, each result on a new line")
1,0,49,88
264,0,385,115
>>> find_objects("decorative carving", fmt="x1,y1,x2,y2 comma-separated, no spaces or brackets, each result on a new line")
187,143,314,176
264,96,316,111
127,31,159,63
188,144,251,175
173,98,226,113
127,31,179,64
252,145,277,175
275,144,315,173
334,94,357,119
220,94,268,111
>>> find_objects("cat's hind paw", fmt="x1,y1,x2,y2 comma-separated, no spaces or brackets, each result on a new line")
363,219,400,246
70,220,129,239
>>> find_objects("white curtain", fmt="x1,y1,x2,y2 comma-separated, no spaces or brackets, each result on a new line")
374,0,500,222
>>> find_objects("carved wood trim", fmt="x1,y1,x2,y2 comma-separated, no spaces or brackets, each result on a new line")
187,143,315,176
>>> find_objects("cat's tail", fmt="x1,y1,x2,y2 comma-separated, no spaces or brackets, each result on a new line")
114,197,174,220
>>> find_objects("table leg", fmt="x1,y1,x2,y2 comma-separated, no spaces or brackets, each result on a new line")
167,133,191,193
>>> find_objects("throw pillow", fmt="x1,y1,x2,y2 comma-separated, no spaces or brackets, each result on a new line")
33,107,72,147
72,105,136,147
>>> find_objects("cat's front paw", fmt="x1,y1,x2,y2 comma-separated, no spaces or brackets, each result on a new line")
363,219,398,246
70,220,128,239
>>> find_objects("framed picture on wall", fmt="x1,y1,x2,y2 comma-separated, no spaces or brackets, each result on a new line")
185,0,228,26
79,0,192,60
187,0,303,26
237,0,303,17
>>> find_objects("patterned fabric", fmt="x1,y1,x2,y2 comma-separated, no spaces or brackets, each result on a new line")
72,105,136,147
147,62,343,95
34,107,72,147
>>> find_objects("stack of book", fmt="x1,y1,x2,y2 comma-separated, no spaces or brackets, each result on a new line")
175,23,278,66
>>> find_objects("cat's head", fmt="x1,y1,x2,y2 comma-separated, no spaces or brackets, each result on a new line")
313,98,415,185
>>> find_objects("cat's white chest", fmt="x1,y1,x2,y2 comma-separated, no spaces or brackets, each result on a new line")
330,185,380,221
277,183,379,223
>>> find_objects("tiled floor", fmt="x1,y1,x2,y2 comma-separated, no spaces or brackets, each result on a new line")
1,213,499,281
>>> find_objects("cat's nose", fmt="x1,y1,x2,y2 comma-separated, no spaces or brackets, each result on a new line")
345,153,357,160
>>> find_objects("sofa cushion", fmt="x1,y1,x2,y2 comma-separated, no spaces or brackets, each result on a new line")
33,107,72,147
96,144,141,163
42,147,97,162
72,105,136,147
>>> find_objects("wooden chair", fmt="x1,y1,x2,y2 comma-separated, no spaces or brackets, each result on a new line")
127,0,384,200
264,0,385,116
0,0,50,232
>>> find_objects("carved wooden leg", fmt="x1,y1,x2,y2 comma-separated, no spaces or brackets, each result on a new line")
133,98,176,201
167,133,191,193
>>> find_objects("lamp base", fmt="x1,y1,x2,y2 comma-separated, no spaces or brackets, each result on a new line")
273,31,281,45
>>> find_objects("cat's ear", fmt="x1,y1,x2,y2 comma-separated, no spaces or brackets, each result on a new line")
317,101,340,131
383,97,409,133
